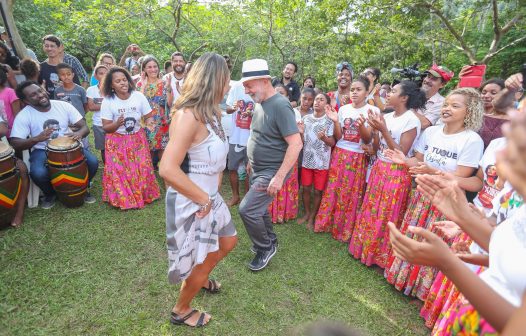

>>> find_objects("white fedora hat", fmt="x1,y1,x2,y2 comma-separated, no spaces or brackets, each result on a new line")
240,59,272,83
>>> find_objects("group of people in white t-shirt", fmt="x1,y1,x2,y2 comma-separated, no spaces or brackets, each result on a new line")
221,62,526,334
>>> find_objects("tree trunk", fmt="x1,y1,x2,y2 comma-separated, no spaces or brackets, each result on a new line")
0,0,28,59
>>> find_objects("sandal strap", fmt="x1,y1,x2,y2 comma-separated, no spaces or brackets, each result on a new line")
209,279,217,292
196,312,206,327
171,309,198,323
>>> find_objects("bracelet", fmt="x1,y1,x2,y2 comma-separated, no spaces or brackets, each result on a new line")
198,195,213,213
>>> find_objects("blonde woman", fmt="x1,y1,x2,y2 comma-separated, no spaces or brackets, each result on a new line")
384,88,485,301
159,53,237,328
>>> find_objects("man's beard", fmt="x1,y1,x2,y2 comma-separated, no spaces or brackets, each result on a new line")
37,96,51,109
174,66,185,74
250,92,263,103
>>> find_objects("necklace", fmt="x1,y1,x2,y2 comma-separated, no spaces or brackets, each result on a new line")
206,116,226,142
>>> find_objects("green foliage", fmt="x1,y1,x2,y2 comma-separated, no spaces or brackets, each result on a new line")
12,0,526,87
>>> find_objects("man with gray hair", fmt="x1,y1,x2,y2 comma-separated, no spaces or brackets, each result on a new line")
238,59,302,271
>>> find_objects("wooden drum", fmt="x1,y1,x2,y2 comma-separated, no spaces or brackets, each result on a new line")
46,137,88,208
0,143,21,224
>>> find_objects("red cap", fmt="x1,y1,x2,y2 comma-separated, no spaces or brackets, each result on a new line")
427,64,454,82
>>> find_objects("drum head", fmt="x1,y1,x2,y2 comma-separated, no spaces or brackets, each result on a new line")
0,142,14,159
47,137,79,150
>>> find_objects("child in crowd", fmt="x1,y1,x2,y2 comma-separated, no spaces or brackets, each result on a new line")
54,63,89,148
314,76,376,242
86,64,109,163
19,58,40,82
298,92,335,229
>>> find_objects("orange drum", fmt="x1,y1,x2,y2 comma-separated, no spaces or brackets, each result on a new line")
0,143,21,224
46,137,88,208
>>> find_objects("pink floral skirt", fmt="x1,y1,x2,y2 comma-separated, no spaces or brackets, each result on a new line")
384,190,446,300
348,159,412,267
421,233,472,328
314,147,367,242
103,131,161,210
435,302,497,335
268,164,299,223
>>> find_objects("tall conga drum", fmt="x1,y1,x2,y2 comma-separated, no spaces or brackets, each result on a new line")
46,137,88,208
0,143,21,224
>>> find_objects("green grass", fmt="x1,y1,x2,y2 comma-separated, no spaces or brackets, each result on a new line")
0,171,428,336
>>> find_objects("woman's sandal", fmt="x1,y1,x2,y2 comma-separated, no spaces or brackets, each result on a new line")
202,279,221,294
170,309,209,327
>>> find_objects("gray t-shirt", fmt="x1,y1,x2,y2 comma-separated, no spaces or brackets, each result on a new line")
247,93,298,176
54,84,87,117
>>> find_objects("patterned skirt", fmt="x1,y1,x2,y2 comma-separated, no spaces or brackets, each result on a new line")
102,131,161,209
421,233,472,328
434,302,497,335
166,189,232,284
268,164,299,223
384,190,446,300
348,159,412,267
314,147,367,242
432,266,485,334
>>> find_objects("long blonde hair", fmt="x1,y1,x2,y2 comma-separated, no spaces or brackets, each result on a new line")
173,53,229,123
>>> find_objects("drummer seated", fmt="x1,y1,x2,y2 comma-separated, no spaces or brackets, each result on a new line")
0,116,29,227
11,81,98,209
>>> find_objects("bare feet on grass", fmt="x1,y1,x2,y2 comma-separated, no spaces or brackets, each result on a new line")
306,216,315,230
297,213,310,225
11,215,23,228
226,197,240,207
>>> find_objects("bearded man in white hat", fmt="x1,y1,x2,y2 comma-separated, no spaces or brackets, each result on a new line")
238,59,302,271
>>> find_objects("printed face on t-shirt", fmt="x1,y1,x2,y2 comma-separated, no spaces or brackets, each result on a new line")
49,73,60,86
246,102,254,113
124,117,136,133
342,117,360,143
236,100,252,130
486,165,498,182
43,119,60,139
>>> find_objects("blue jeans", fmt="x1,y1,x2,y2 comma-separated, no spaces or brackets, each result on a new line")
29,148,99,197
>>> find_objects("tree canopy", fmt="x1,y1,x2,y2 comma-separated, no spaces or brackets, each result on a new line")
10,0,526,90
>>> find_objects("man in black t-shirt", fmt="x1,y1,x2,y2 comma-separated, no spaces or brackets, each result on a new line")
271,61,300,107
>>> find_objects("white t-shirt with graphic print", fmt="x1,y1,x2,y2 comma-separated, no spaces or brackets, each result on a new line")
473,137,507,213
336,103,379,153
302,113,334,170
100,91,152,135
11,100,83,150
414,124,483,173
